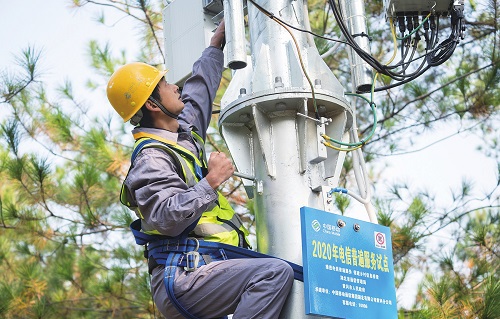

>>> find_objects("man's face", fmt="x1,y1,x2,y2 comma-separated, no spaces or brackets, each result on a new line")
156,78,184,115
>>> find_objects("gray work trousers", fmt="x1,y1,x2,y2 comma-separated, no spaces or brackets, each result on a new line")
151,258,295,319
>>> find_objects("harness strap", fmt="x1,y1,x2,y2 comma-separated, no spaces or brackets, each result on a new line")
130,218,199,247
133,132,207,180
191,131,208,165
133,139,200,185
132,221,304,282
165,253,228,319
165,254,198,319
197,240,304,282
120,138,199,214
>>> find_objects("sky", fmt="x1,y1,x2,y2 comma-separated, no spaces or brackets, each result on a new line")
0,0,138,118
1,0,498,310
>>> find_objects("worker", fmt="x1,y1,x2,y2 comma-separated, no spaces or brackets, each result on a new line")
106,21,294,319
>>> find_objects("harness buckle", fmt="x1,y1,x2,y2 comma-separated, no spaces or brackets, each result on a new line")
165,239,181,252
184,237,201,272
184,251,201,272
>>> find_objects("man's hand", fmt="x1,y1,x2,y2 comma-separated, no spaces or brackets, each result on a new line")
210,20,226,49
205,151,234,189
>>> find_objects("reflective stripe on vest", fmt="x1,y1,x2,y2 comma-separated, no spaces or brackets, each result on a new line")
120,132,250,248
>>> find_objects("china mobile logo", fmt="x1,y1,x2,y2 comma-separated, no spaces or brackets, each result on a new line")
312,220,321,232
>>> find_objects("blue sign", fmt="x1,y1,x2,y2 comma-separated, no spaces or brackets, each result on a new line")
300,207,397,319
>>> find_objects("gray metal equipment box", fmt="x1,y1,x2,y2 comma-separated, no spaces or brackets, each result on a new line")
163,0,221,86
384,0,454,18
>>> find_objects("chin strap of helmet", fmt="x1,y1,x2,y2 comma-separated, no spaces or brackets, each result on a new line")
148,96,179,120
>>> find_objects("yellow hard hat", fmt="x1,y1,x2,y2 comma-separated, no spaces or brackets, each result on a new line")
106,62,168,122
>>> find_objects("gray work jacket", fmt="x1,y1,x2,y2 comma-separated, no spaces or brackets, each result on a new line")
123,46,224,237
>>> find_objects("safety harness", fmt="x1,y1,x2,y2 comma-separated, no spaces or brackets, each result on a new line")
123,133,304,319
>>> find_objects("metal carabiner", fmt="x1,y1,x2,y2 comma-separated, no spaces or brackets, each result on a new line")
184,251,201,272
184,237,201,272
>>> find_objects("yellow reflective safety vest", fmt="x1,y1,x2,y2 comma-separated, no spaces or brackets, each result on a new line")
121,131,250,249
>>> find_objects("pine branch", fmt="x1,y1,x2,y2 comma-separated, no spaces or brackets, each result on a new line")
362,62,497,137
138,0,165,64
366,111,486,153
74,0,146,23
9,106,86,165
368,116,490,157
205,132,223,153
424,204,500,240
1,47,41,104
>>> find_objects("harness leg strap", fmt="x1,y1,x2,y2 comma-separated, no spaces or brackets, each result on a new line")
164,253,229,319
164,253,201,319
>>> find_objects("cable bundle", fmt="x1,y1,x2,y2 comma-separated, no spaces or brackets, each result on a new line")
328,0,466,91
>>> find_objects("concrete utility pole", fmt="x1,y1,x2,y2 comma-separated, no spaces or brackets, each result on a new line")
219,0,371,317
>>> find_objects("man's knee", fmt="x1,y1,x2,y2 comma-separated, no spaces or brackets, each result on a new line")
268,259,295,288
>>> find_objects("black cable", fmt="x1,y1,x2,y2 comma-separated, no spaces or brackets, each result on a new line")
331,0,464,86
399,38,408,75
402,41,419,74
329,0,387,73
386,51,426,70
389,40,426,78
394,37,413,75
374,65,431,91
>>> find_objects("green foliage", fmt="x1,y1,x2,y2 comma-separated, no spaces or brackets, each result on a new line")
0,26,147,319
401,209,500,318
333,193,350,215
